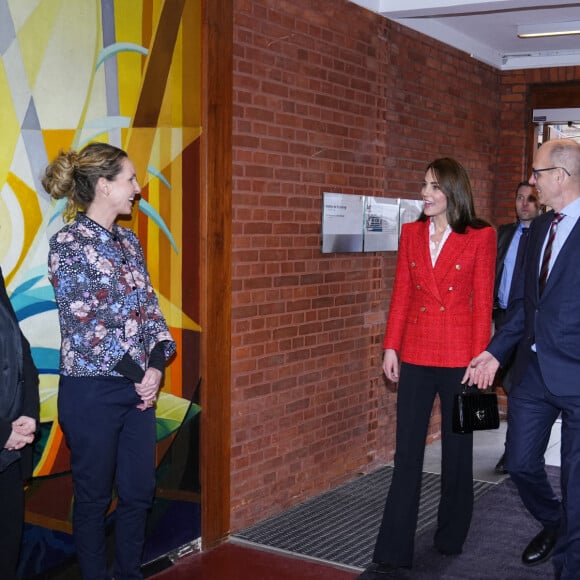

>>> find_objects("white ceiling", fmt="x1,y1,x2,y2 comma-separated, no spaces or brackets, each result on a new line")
349,0,580,70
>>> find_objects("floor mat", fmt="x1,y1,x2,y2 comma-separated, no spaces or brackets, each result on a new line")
234,466,494,569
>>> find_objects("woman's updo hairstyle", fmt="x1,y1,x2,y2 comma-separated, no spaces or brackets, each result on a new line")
42,142,128,222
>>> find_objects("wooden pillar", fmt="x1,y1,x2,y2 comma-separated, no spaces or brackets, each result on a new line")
200,0,233,548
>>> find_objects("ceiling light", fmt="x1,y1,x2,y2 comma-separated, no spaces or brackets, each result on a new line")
518,21,580,39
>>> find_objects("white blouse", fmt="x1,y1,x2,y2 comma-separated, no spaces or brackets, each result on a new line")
429,219,452,266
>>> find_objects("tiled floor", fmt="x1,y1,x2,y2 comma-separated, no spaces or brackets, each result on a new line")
423,416,562,483
149,419,562,579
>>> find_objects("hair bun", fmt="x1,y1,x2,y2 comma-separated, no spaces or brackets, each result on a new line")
68,151,80,171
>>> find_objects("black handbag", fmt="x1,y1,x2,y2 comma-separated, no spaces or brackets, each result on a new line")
452,386,500,434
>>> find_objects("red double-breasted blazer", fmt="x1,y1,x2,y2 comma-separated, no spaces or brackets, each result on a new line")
383,220,496,367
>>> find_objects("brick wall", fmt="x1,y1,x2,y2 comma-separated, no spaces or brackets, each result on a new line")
492,69,580,412
496,68,580,226
231,0,501,530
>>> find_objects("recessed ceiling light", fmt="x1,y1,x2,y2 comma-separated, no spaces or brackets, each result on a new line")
518,21,580,38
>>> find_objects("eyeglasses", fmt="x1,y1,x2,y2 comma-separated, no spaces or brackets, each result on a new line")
532,166,571,180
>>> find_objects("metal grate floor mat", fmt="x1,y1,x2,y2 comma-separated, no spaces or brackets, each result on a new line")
234,466,494,569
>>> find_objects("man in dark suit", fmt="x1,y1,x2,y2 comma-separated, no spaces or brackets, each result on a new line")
492,182,540,474
464,138,580,579
0,266,39,579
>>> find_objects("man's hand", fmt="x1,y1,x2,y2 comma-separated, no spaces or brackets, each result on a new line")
462,351,500,389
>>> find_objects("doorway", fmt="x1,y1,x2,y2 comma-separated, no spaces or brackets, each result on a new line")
533,107,580,146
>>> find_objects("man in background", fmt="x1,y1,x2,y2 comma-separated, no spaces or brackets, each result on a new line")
492,182,540,474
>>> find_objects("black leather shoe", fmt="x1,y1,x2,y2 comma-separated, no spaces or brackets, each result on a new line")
522,527,559,566
494,452,508,475
356,562,410,579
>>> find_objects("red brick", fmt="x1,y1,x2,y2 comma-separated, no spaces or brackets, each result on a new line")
229,0,577,533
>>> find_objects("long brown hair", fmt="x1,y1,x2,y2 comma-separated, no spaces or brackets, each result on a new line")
418,157,490,233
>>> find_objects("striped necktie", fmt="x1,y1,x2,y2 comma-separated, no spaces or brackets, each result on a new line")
539,213,564,295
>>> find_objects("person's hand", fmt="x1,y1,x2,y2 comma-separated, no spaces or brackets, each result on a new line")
12,416,36,437
382,349,400,383
4,428,34,451
462,351,500,389
135,367,162,410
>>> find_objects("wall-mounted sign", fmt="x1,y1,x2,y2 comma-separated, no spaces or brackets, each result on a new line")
321,192,364,253
363,196,399,252
321,192,424,253
399,199,424,236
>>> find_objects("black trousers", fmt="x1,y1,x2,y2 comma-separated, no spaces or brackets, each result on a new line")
372,363,474,568
0,461,24,580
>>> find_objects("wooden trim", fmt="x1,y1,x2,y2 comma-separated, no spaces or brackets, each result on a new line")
530,82,580,110
200,0,233,548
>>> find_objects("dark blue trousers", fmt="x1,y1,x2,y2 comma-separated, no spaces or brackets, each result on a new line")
507,352,580,580
58,376,156,580
372,364,473,568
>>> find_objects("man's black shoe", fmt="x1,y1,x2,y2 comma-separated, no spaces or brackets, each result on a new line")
356,562,410,579
522,527,559,566
494,452,508,475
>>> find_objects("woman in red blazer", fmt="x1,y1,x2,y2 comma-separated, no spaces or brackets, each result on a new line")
358,158,496,580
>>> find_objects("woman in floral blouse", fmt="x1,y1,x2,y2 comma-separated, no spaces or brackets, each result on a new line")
43,142,176,580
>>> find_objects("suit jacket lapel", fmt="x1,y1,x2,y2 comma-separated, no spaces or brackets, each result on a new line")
526,214,551,302
434,230,466,283
496,223,518,269
494,223,518,299
541,217,580,298
415,221,443,302
417,222,468,301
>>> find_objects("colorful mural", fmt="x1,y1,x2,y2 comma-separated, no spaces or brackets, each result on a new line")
0,0,202,574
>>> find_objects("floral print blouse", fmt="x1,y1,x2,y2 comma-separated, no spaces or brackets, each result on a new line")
48,213,176,377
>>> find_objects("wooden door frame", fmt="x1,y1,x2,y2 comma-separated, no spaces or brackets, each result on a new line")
200,0,233,548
